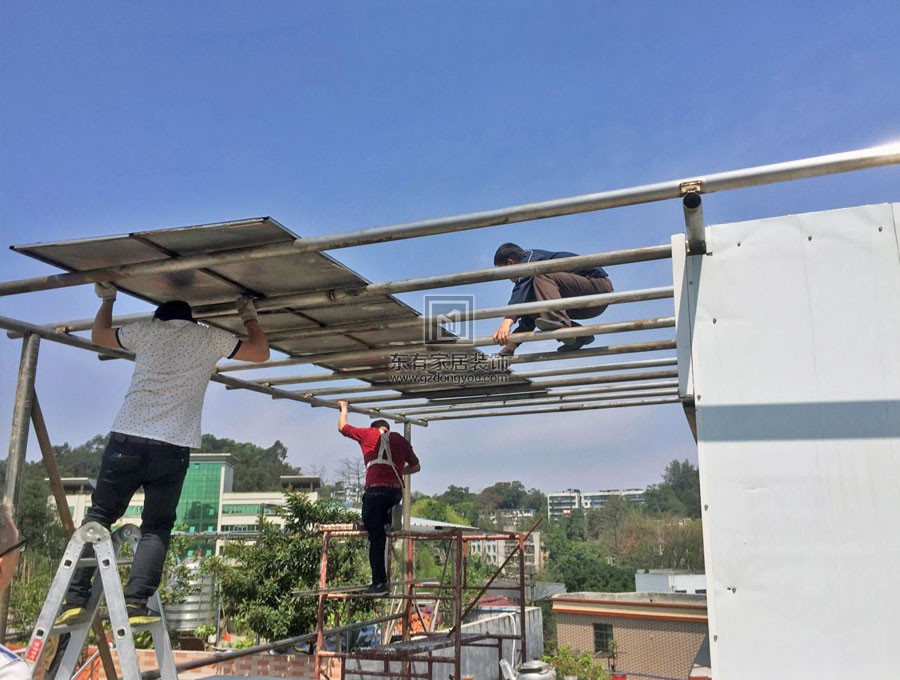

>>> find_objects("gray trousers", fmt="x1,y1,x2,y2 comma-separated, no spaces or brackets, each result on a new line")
532,272,614,327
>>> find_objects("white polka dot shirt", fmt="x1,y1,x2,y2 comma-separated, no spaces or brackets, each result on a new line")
110,319,240,448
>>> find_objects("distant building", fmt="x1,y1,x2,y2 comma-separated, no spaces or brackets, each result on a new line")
547,489,582,519
547,488,646,520
467,532,542,575
330,481,364,507
59,452,321,557
552,591,708,679
635,569,706,595
488,508,537,531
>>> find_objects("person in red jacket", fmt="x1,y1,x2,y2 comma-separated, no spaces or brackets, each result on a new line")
338,400,421,595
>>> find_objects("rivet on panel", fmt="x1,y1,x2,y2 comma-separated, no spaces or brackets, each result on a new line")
713,635,718,642
808,236,813,241
712,318,717,324
704,504,709,511
737,241,742,247
878,226,883,232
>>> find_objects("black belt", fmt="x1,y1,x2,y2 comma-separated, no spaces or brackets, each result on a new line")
111,432,168,446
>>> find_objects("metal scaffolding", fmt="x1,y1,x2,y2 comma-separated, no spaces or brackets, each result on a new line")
311,523,535,680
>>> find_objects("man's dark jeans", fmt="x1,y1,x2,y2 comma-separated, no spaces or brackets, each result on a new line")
66,433,190,608
361,486,402,587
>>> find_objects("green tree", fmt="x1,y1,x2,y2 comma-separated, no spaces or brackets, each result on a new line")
565,508,586,542
207,493,369,640
544,646,608,680
201,434,301,492
52,434,109,478
478,481,527,510
410,498,469,526
644,459,701,519
549,542,633,592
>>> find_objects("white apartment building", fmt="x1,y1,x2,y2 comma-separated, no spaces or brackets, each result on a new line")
547,488,646,519
467,532,542,575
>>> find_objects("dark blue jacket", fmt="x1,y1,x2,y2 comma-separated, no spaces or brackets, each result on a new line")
506,249,608,331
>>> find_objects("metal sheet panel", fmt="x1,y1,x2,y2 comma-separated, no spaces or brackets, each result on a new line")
12,218,530,401
678,203,900,678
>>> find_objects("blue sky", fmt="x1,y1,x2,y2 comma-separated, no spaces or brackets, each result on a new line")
2,2,899,495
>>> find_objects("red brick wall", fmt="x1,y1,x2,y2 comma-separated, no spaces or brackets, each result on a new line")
80,648,328,679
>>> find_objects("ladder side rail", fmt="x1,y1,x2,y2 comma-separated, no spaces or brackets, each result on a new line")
24,527,91,671
95,531,143,680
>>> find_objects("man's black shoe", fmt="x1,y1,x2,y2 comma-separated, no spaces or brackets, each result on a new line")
363,583,389,597
557,334,595,352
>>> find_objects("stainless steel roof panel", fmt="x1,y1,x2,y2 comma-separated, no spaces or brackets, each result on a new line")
12,217,532,403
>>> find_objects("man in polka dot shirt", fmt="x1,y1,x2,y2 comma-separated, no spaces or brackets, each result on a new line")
56,283,270,627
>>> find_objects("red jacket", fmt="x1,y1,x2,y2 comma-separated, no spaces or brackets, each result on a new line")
340,425,420,488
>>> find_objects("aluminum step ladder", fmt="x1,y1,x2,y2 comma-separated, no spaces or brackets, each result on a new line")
24,522,177,680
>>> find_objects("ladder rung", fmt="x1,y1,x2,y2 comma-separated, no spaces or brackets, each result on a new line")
75,557,134,567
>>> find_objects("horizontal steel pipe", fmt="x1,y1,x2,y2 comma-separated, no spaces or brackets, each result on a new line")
383,379,681,412
32,244,674,333
271,316,674,373
392,388,680,416
328,369,679,406
364,379,681,412
243,340,677,386
216,337,677,375
0,315,423,427
265,286,674,341
243,347,674,387
297,357,677,397
421,396,683,421
4,142,899,297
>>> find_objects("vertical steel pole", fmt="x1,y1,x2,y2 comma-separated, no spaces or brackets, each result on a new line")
518,534,527,664
454,530,463,680
402,424,412,533
30,393,119,680
0,333,40,642
315,532,330,678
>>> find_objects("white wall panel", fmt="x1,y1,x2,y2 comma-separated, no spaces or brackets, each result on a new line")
674,203,900,678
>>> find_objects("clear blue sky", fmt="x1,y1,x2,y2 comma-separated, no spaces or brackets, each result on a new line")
2,2,899,494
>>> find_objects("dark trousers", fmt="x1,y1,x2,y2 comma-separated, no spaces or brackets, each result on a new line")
66,433,190,608
532,272,614,328
361,487,402,587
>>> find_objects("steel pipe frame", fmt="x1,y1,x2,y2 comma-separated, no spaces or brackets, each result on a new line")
0,332,40,641
264,285,673,342
296,357,678,397
216,337,676,375
3,142,899,297
683,192,706,254
0,315,425,427
330,369,679,406
421,396,683,421
234,338,677,385
375,380,681,414
41,244,673,333
248,316,675,375
386,388,680,417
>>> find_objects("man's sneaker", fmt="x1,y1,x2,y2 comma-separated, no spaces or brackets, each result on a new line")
557,334,595,352
363,583,389,597
54,605,88,627
126,603,161,626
